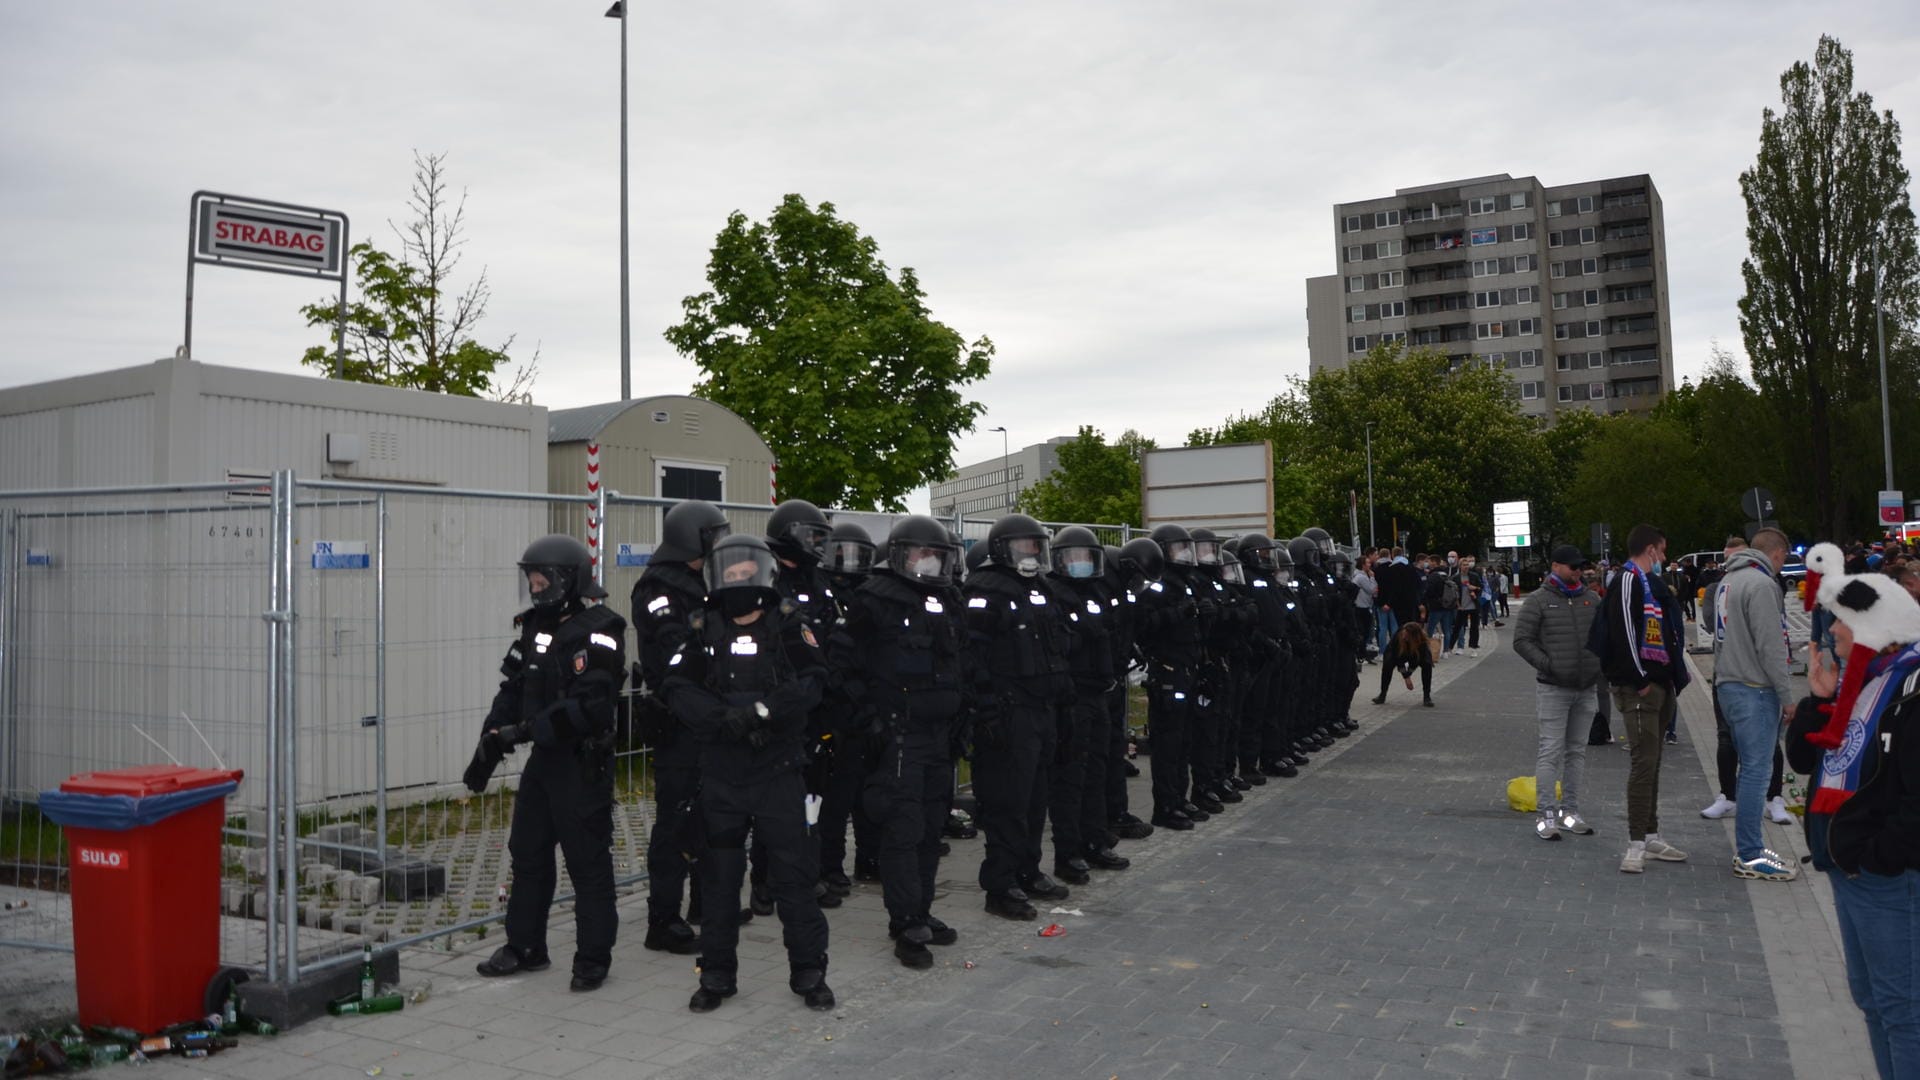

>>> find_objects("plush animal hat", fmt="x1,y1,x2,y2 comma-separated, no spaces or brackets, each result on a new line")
1804,542,1920,749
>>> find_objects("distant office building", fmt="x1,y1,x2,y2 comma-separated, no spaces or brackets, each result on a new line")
1305,173,1674,417
930,436,1072,518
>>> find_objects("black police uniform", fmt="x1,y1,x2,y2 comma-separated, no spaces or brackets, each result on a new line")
631,561,709,940
750,560,840,913
1133,568,1205,827
481,602,627,983
964,564,1076,903
835,569,967,957
1239,564,1296,778
661,599,831,1001
1053,569,1120,870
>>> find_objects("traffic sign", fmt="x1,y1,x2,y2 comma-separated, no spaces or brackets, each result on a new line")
1741,486,1776,521
1492,500,1531,548
1881,490,1905,525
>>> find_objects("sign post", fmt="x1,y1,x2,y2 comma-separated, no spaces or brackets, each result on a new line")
1492,500,1531,549
187,192,350,377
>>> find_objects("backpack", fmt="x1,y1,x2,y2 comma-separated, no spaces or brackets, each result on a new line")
1439,575,1460,608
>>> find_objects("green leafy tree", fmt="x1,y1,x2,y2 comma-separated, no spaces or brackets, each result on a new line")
1739,35,1918,538
301,152,537,400
1016,426,1154,525
666,195,993,511
1566,414,1724,555
1187,395,1321,536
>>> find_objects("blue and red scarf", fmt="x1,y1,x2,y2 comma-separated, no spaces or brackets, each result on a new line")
1624,561,1668,665
1811,642,1920,814
1543,573,1583,600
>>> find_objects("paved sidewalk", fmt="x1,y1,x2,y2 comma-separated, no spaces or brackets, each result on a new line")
115,605,1872,1078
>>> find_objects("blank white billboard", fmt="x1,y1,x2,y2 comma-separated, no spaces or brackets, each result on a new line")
1141,442,1273,536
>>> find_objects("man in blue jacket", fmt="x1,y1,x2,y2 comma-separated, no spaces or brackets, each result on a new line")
1599,524,1690,874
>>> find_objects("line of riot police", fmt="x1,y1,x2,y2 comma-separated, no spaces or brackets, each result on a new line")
463,502,1371,1014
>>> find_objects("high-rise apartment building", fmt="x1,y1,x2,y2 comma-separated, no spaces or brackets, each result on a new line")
1305,173,1674,417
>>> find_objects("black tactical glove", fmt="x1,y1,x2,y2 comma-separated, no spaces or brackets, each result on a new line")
462,738,500,793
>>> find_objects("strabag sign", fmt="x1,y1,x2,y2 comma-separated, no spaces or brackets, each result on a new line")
196,199,343,275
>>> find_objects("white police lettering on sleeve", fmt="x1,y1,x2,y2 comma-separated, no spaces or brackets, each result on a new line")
647,595,673,614
967,597,989,609
589,632,619,651
533,631,554,654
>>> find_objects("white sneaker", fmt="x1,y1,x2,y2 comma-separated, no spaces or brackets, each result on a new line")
1701,795,1736,819
1621,841,1646,874
1767,796,1794,824
1534,813,1560,841
1557,810,1594,835
1643,835,1688,862
1469,648,1479,658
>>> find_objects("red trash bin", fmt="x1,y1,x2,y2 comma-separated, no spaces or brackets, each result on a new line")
42,764,243,1033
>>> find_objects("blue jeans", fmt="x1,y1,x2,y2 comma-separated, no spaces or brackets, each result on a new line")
1375,607,1398,656
1830,868,1920,1079
1427,609,1454,651
1717,681,1781,862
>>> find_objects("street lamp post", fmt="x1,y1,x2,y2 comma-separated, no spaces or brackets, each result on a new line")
989,426,1010,513
605,2,631,400
1364,422,1376,550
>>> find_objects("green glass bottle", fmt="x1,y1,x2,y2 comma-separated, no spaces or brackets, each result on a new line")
329,991,405,1016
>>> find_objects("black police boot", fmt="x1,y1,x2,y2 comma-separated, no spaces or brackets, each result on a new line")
477,943,550,977
1423,695,1434,707
1265,759,1300,778
891,923,935,969
1228,774,1253,791
821,869,853,897
1238,769,1266,787
791,967,835,1010
1150,810,1195,831
1085,847,1130,871
985,889,1038,920
1052,858,1092,886
1122,759,1141,777
1180,801,1211,822
1370,694,1386,704
937,841,951,857
923,915,959,946
814,880,841,910
1214,784,1244,804
644,918,699,955
1193,792,1226,815
751,882,775,917
1112,813,1155,840
570,966,608,993
688,972,737,1013
1021,874,1071,901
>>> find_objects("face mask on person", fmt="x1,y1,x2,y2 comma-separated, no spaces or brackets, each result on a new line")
720,591,764,618
1066,559,1097,579
911,555,943,579
1447,556,1459,566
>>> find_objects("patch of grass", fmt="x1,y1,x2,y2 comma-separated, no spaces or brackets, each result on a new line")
1,806,64,867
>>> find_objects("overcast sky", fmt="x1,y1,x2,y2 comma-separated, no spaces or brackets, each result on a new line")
3,2,1917,510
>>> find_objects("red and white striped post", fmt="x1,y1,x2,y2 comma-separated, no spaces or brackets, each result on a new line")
586,441,602,576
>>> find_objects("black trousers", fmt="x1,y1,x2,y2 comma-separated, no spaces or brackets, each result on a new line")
646,750,700,925
1104,686,1130,821
973,701,1053,895
507,748,617,977
871,741,952,929
819,731,877,878
1189,664,1226,797
1378,649,1432,699
1146,676,1194,817
1050,694,1108,862
1261,661,1294,763
696,770,827,981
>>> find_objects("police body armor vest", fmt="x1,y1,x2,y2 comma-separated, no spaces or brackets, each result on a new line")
966,568,1072,685
511,603,627,742
862,573,966,696
695,607,797,702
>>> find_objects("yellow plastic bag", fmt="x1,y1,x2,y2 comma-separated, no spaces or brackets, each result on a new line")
1506,777,1562,812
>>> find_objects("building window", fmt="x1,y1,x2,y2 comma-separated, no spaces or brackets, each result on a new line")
1516,318,1538,335
1580,226,1596,244
1345,245,1362,263
1475,291,1499,308
1381,300,1405,318
1469,197,1497,215
1346,275,1364,292
1584,288,1600,306
1349,304,1366,322
1547,200,1562,218
1515,254,1534,272
1577,196,1595,213
1511,223,1532,241
1382,330,1406,344
1374,209,1401,228
1345,215,1363,232
1476,321,1505,339
1558,384,1574,402
1551,261,1566,279
1470,227,1498,246
1379,270,1402,288
1511,192,1530,210
1585,320,1602,337
1589,381,1607,399
1379,239,1401,257
1485,352,1506,367
1588,351,1605,368
1553,293,1569,309
1581,257,1598,275
1521,382,1540,400
1515,286,1535,304
1350,336,1367,352
1555,323,1570,340
1556,354,1573,372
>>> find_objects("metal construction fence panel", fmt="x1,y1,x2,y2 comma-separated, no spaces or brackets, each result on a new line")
0,475,1138,986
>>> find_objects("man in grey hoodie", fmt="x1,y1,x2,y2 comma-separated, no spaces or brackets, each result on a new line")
1514,545,1603,841
1711,526,1798,881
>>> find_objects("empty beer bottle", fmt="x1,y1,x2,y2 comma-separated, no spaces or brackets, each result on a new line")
360,943,377,1000
329,991,405,1016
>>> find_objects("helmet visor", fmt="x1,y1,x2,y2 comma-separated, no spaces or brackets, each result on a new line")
825,538,875,575
705,544,778,594
890,539,957,583
1194,540,1221,566
520,564,572,608
1221,562,1245,585
782,521,832,561
698,521,732,558
1247,546,1276,571
1164,539,1196,566
1050,545,1104,580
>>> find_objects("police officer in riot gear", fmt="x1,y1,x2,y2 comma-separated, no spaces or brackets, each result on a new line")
816,519,876,898
630,500,730,955
1106,537,1164,841
1047,528,1129,881
661,534,834,1013
1324,548,1366,731
467,535,627,992
833,515,968,968
1265,541,1318,769
1135,525,1208,831
1230,533,1294,781
1187,528,1250,810
965,513,1077,919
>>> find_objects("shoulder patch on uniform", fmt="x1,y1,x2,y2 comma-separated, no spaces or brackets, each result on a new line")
573,651,588,674
801,625,820,648
967,597,989,608
646,595,673,613
589,632,619,651
1148,581,1164,593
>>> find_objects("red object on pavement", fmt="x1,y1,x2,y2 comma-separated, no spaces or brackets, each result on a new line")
1038,923,1065,938
58,765,243,1033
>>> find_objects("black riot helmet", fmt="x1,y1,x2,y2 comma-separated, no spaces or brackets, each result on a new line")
1303,527,1334,557
1220,548,1247,586
1049,526,1105,581
1151,523,1195,567
948,528,968,585
1271,540,1295,585
1119,537,1165,582
766,499,832,566
1190,527,1223,567
519,534,605,609
1327,549,1354,578
823,520,875,577
705,534,780,617
965,540,991,573
1287,536,1320,570
885,514,958,585
1238,531,1278,572
987,513,1051,578
655,500,730,564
